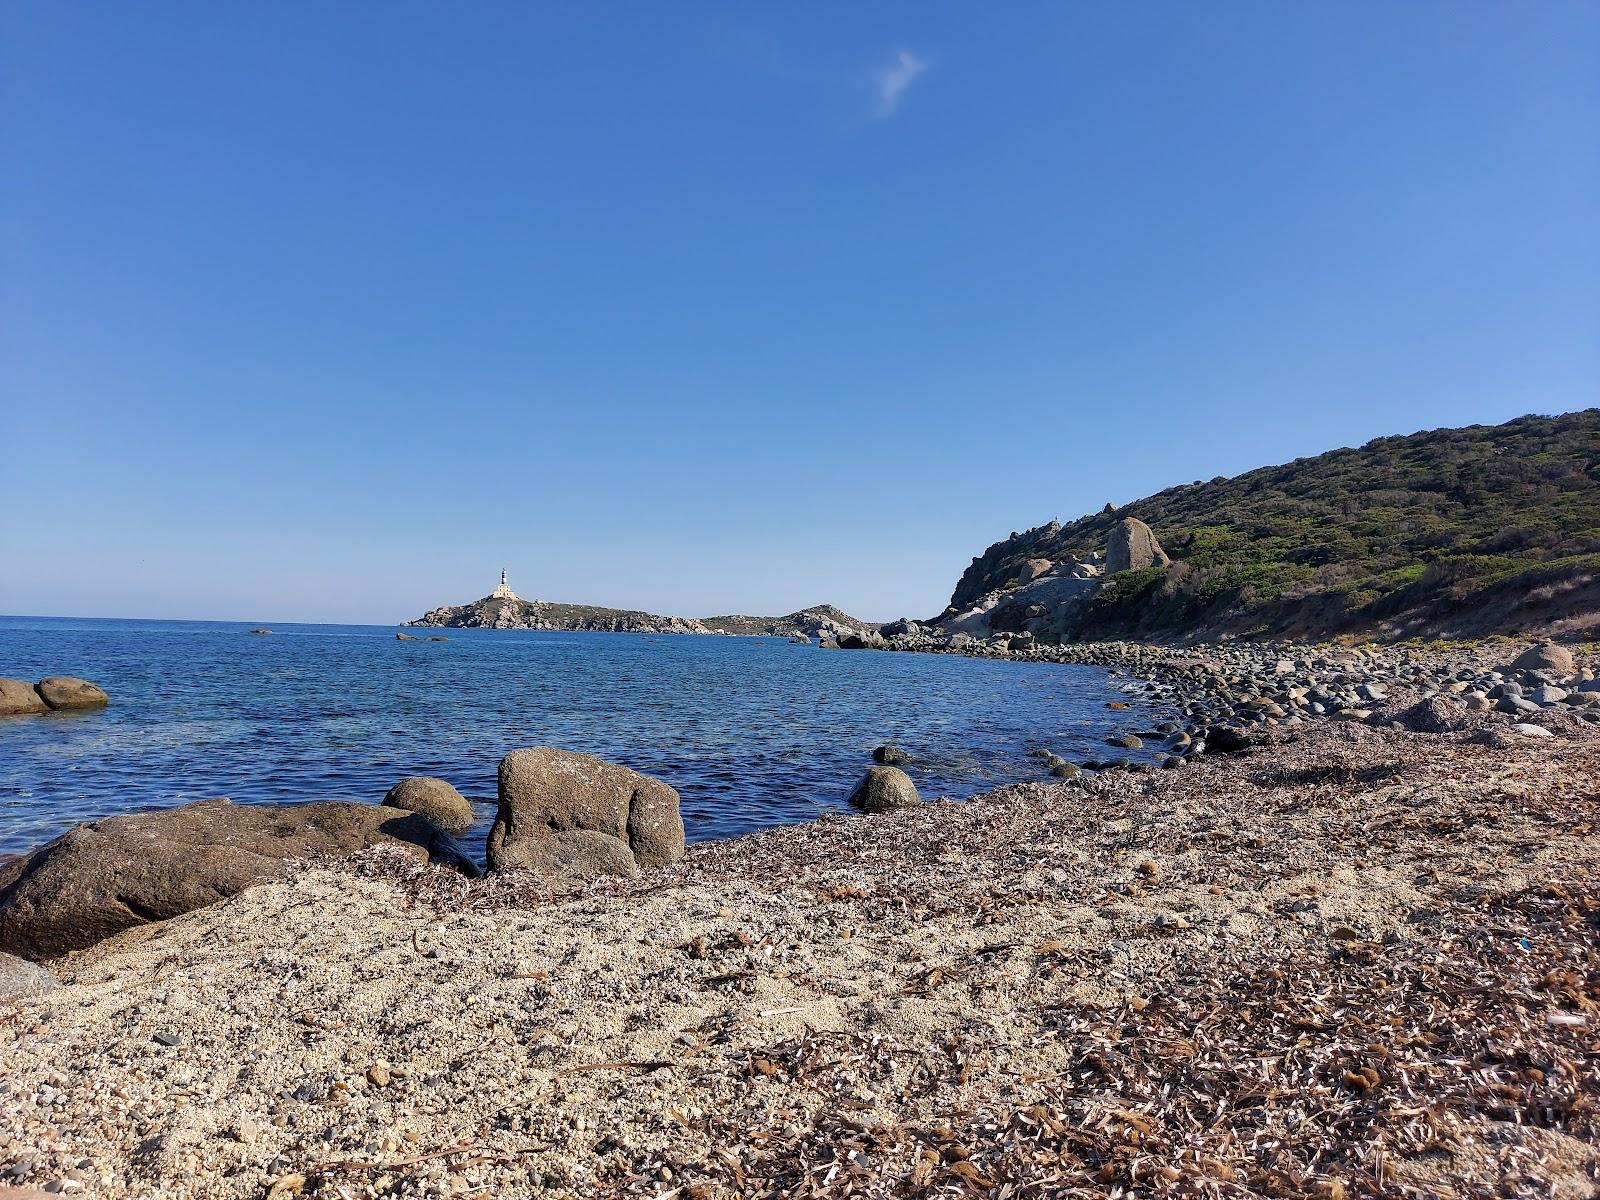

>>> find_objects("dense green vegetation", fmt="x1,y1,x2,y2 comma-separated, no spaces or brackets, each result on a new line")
950,410,1600,640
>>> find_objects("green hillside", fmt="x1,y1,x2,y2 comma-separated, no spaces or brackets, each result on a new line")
948,410,1600,641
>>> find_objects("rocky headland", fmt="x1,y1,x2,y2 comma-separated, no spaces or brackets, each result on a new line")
405,595,873,642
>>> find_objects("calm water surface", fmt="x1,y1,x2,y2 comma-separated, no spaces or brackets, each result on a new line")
0,617,1170,859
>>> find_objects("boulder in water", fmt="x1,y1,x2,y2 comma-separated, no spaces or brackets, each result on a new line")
847,766,921,812
34,677,108,710
872,744,910,765
383,776,475,835
0,679,50,716
487,748,684,881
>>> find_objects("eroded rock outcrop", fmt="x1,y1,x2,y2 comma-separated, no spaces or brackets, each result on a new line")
1106,517,1171,575
0,800,476,960
487,749,685,881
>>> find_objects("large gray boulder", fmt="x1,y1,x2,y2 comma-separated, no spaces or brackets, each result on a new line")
0,799,477,961
34,677,109,710
1506,641,1576,679
1106,517,1171,574
487,749,685,881
383,776,475,835
0,679,49,716
847,766,921,812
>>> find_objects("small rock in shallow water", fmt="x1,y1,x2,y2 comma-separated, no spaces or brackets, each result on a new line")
848,766,921,811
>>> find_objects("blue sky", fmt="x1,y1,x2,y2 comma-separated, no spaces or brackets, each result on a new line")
3,2,1596,623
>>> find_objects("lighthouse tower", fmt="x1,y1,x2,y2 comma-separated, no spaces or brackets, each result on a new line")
491,568,518,601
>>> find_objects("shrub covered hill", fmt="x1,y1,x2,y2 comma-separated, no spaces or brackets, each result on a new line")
946,409,1600,643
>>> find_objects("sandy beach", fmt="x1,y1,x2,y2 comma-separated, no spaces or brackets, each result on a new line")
3,700,1596,1199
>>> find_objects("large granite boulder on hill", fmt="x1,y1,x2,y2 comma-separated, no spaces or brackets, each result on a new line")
487,749,685,881
0,679,50,716
383,776,475,835
1106,517,1171,574
0,800,477,961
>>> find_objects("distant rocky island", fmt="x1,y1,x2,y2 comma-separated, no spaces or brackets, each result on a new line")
405,571,875,640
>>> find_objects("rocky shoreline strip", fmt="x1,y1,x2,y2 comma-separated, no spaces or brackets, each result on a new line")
1,711,1597,1198
857,632,1596,768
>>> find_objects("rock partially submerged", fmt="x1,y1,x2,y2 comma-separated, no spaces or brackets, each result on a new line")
487,748,685,881
0,678,50,716
0,799,476,960
847,765,921,811
34,676,109,710
383,776,475,835
0,676,109,716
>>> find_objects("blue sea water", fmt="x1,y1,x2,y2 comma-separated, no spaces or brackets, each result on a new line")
0,616,1168,861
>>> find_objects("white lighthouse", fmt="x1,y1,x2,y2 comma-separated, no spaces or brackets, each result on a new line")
491,568,518,601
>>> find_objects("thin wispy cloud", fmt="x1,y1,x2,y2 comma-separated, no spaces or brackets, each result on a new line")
872,49,929,117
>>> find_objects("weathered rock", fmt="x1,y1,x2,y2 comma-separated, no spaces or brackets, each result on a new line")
0,800,477,960
0,951,58,999
872,745,910,765
34,677,108,710
0,679,49,716
1105,517,1171,574
1506,641,1575,678
487,748,684,881
837,631,886,650
1206,725,1264,754
383,777,475,836
847,766,921,812
1015,558,1055,585
1392,695,1472,734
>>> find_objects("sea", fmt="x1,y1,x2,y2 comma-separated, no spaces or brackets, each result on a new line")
0,616,1170,861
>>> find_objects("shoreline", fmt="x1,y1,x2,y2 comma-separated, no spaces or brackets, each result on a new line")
3,707,1598,1198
